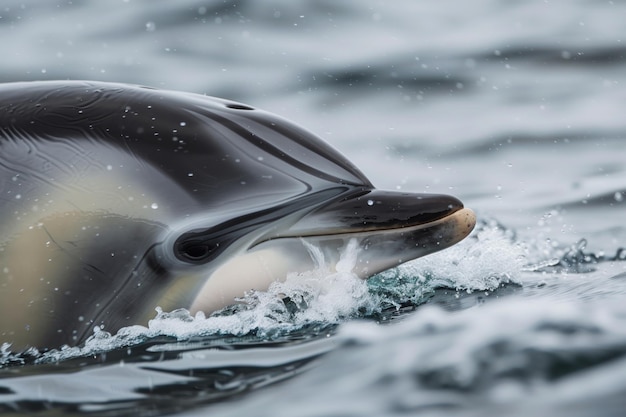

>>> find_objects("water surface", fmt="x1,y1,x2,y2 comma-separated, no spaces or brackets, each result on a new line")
1,1,626,416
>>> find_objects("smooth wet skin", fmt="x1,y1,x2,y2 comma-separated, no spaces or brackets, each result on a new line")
0,81,475,351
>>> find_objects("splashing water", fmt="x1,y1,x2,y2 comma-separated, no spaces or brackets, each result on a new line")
368,221,525,308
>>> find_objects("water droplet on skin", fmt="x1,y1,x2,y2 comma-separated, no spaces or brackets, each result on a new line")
367,199,374,206
151,203,159,209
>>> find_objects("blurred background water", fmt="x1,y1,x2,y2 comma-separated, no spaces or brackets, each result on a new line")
1,1,626,416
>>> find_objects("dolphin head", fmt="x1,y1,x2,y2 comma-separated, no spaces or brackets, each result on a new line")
0,81,475,349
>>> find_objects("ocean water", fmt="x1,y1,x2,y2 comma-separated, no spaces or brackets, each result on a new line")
1,1,626,416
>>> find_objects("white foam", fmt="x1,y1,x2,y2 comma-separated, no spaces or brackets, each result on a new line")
369,223,526,308
402,224,525,291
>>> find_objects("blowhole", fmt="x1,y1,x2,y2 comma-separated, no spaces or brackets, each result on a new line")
226,103,254,110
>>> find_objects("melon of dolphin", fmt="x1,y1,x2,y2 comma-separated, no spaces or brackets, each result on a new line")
0,81,476,350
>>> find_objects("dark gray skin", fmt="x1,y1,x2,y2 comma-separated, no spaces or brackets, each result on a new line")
0,81,475,351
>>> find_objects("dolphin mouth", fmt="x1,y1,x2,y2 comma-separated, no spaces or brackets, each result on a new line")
263,190,477,278
303,206,476,278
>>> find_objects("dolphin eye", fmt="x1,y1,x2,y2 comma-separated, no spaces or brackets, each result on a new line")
175,240,218,263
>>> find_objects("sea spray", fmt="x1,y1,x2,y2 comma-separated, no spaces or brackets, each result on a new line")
368,221,525,307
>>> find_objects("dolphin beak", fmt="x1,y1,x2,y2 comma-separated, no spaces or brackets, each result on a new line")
281,190,469,237
273,190,476,277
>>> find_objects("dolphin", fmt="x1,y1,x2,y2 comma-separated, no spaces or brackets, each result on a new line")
0,81,475,351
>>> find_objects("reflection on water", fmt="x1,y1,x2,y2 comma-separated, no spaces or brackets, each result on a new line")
1,333,336,416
